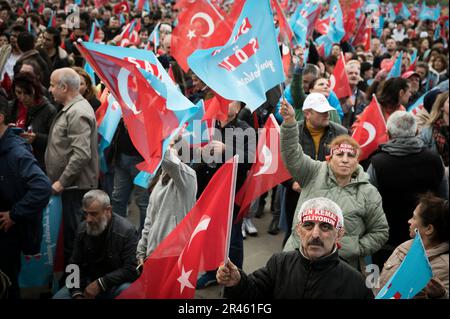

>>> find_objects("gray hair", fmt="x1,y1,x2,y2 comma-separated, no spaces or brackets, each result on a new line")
297,197,344,228
55,68,80,91
303,63,320,78
387,110,417,138
82,190,111,209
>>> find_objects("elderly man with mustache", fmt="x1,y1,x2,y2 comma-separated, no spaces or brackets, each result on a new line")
216,197,373,299
53,190,139,299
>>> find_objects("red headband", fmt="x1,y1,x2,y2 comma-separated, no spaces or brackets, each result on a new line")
300,208,342,229
330,143,356,157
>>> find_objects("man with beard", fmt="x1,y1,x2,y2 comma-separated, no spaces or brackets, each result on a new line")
217,197,374,299
53,190,139,299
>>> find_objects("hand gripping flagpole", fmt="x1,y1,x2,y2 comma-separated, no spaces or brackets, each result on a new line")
221,154,239,297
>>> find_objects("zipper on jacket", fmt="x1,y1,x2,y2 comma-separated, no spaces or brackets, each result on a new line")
301,263,312,299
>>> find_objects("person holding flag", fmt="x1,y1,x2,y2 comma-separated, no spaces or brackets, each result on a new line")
217,197,374,299
340,61,368,129
279,98,388,271
376,193,448,299
193,100,256,288
136,137,197,271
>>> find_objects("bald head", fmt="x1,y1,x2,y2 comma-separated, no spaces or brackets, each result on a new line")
49,68,81,105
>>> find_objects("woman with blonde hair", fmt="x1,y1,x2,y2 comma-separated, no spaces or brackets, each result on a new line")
71,66,101,111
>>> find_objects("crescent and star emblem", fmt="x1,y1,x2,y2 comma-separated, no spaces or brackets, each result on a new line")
187,12,215,40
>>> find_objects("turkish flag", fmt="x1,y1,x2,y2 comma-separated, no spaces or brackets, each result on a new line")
351,96,388,161
315,16,330,35
77,43,179,175
113,1,130,15
203,93,230,122
117,156,238,299
281,43,291,78
171,0,234,72
95,87,110,125
330,53,352,99
351,16,367,46
94,0,109,9
271,0,294,43
363,27,372,52
235,115,291,221
342,0,362,42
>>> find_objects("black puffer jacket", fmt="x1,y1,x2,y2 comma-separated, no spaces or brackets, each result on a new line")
69,214,139,297
225,249,374,299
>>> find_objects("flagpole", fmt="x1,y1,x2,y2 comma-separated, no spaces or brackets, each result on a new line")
221,154,238,298
224,154,239,263
207,0,225,20
372,94,387,128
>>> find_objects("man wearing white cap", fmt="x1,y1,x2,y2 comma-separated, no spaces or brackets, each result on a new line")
216,197,373,299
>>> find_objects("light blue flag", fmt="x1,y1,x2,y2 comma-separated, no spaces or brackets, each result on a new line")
398,3,411,19
385,3,397,22
187,0,285,112
407,88,439,113
180,100,210,147
19,196,63,288
419,4,440,21
364,0,381,14
376,15,384,38
434,24,441,41
410,48,417,64
98,94,122,173
80,42,203,187
119,13,126,26
149,22,160,49
84,22,97,85
376,231,432,299
314,0,344,56
387,51,403,80
289,2,320,48
82,42,175,86
326,0,345,43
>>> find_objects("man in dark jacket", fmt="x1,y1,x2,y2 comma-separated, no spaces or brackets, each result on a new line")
0,100,52,299
194,100,256,288
53,190,139,299
368,111,448,268
217,197,373,299
13,31,51,88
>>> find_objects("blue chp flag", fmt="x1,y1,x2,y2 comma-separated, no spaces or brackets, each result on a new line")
187,0,285,112
376,231,433,299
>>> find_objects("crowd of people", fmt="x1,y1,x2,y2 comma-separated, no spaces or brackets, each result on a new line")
0,0,448,300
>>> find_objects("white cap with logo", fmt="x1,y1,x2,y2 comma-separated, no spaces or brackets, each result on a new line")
302,93,335,113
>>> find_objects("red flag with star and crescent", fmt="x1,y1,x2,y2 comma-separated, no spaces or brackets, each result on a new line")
171,0,235,72
117,156,238,299
330,52,352,99
113,1,130,14
351,95,388,161
235,115,291,222
77,43,179,175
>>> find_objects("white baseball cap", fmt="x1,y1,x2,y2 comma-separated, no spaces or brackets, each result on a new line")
302,93,335,113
